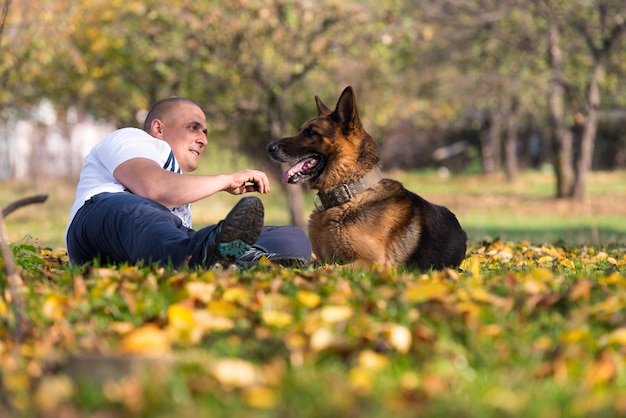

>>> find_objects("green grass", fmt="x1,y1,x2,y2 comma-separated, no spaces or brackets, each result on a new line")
2,241,626,417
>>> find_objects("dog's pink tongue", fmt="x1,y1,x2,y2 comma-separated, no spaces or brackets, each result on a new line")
282,169,293,184
282,157,316,183
282,160,306,183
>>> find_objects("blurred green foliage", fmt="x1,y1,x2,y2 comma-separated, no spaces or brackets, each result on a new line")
3,0,626,147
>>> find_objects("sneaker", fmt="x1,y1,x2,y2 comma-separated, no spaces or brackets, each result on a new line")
235,248,309,269
200,196,264,268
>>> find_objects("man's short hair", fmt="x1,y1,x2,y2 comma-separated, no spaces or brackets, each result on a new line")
143,97,201,132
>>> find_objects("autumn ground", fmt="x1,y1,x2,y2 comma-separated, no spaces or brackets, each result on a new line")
1,169,626,417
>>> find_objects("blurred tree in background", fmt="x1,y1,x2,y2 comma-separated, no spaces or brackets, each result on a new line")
1,0,626,215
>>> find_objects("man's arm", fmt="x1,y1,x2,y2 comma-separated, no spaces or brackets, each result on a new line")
113,158,270,208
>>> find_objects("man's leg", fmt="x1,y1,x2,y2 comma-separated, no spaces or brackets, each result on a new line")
236,225,312,268
67,193,264,268
67,193,195,266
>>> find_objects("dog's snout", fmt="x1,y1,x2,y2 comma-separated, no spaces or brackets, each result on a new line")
267,141,285,162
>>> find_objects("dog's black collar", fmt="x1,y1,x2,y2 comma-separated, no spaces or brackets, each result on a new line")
314,167,383,211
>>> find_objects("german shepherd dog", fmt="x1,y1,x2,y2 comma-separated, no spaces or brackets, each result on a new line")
267,86,467,270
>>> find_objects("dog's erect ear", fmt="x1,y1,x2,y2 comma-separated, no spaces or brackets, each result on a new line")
333,86,360,130
315,96,332,116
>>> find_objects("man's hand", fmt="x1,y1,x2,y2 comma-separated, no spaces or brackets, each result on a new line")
226,169,270,195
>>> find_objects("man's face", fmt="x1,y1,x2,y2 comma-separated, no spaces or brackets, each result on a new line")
158,102,208,173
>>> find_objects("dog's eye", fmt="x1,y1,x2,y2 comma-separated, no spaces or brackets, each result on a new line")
303,127,316,138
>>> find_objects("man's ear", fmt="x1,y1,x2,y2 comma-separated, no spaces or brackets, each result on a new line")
150,119,164,137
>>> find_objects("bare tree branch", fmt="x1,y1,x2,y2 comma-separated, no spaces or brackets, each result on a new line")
1,194,48,342
2,194,48,218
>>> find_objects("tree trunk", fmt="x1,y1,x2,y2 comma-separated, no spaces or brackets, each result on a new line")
572,63,602,200
504,97,520,183
480,108,501,175
547,24,575,198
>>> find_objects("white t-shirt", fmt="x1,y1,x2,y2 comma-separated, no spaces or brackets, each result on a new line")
65,127,193,246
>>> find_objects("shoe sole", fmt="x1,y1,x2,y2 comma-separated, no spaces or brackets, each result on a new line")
216,196,264,262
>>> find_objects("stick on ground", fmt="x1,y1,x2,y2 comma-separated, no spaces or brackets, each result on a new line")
1,194,49,341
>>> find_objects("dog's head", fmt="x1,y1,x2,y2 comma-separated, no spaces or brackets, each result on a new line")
267,86,378,190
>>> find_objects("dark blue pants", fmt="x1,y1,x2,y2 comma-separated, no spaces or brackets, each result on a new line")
66,192,312,268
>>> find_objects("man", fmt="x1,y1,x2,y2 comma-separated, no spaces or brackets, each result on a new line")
65,97,311,269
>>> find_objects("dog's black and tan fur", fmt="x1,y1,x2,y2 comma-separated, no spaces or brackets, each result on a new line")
268,86,467,270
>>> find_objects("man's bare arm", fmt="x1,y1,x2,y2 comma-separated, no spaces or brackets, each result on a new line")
113,158,270,208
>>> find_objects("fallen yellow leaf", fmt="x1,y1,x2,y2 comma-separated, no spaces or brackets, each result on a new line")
296,290,322,308
584,350,616,388
167,304,195,329
468,287,495,303
193,310,234,332
480,324,502,337
400,371,420,391
459,256,482,279
468,288,514,311
403,280,451,303
381,323,412,353
34,375,74,411
523,279,548,295
207,300,240,317
590,296,621,317
320,305,353,323
244,386,277,409
309,327,334,351
222,286,252,306
42,295,68,320
560,328,588,344
569,279,591,302
262,310,293,328
109,321,135,335
606,328,626,346
120,324,170,353
537,256,553,265
591,252,609,262
358,349,389,370
211,358,258,388
186,281,216,303
348,366,375,394
167,304,201,345
262,293,292,310
598,273,624,286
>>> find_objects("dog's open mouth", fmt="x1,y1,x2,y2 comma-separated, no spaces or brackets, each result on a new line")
282,155,325,184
